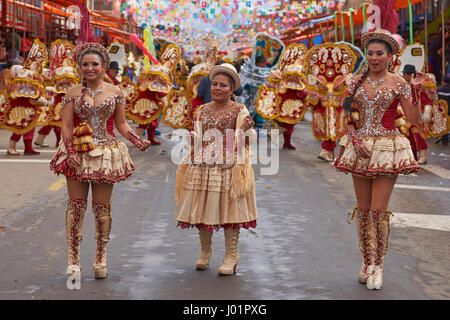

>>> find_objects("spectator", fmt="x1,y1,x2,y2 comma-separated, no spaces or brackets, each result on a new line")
4,29,21,60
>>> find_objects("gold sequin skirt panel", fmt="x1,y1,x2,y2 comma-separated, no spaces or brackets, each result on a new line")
175,164,258,227
50,140,135,183
334,134,420,178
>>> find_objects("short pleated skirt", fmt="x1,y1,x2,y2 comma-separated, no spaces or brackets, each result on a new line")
175,163,258,231
50,140,135,184
334,134,420,179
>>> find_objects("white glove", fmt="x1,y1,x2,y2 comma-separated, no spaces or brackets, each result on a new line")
421,105,432,124
395,118,408,128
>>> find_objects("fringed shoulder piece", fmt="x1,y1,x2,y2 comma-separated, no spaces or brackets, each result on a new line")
230,105,255,200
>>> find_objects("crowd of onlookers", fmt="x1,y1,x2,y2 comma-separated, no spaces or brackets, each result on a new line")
0,28,34,69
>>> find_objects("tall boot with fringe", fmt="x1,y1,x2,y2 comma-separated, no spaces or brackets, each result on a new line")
196,229,213,270
92,201,112,279
218,228,240,276
355,208,374,284
66,198,88,274
366,209,392,290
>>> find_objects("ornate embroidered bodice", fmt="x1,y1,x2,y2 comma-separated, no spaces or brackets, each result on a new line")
193,101,253,165
63,95,126,146
350,77,412,137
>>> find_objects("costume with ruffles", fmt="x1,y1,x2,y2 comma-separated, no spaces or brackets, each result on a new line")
50,93,135,183
175,101,257,231
334,75,420,178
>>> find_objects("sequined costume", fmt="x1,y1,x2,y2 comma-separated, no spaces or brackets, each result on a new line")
175,101,257,230
49,93,135,183
305,42,359,162
3,39,47,155
334,75,420,177
35,39,79,148
255,43,308,149
128,43,181,143
398,74,450,164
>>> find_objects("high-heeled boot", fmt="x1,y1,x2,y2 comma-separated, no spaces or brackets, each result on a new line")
196,229,213,270
92,201,112,279
66,198,88,274
366,209,392,290
218,228,240,276
355,208,374,284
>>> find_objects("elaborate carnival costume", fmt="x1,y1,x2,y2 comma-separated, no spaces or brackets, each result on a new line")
186,37,219,128
158,37,194,130
240,33,285,133
175,64,257,275
35,40,79,148
305,42,358,162
334,29,420,289
49,2,148,279
127,41,181,145
398,69,450,164
2,39,47,155
255,43,308,149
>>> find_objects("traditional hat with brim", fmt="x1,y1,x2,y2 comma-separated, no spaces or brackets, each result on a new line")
209,63,241,89
361,29,400,55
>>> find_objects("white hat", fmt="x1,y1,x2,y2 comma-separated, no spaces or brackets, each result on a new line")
209,63,241,89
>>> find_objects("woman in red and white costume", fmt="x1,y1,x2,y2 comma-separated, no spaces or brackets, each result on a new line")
334,30,421,290
50,2,150,280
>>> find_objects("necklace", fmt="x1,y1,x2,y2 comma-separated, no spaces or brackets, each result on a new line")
85,84,103,98
367,77,385,89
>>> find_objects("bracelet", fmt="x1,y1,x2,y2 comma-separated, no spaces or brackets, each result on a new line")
348,128,362,156
64,137,76,156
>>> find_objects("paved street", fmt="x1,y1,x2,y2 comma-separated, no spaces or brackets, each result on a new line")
1,117,449,300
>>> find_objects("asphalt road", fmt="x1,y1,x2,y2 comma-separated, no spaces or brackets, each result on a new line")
0,117,449,300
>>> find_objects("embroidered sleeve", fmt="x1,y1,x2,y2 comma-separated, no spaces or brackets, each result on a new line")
396,82,412,99
61,97,75,110
116,95,126,106
115,88,127,106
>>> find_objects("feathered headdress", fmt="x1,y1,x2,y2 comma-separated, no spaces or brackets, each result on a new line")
361,1,403,54
73,0,110,67
373,0,399,34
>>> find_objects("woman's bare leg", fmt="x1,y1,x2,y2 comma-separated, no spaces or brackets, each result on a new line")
91,182,114,279
371,175,397,211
